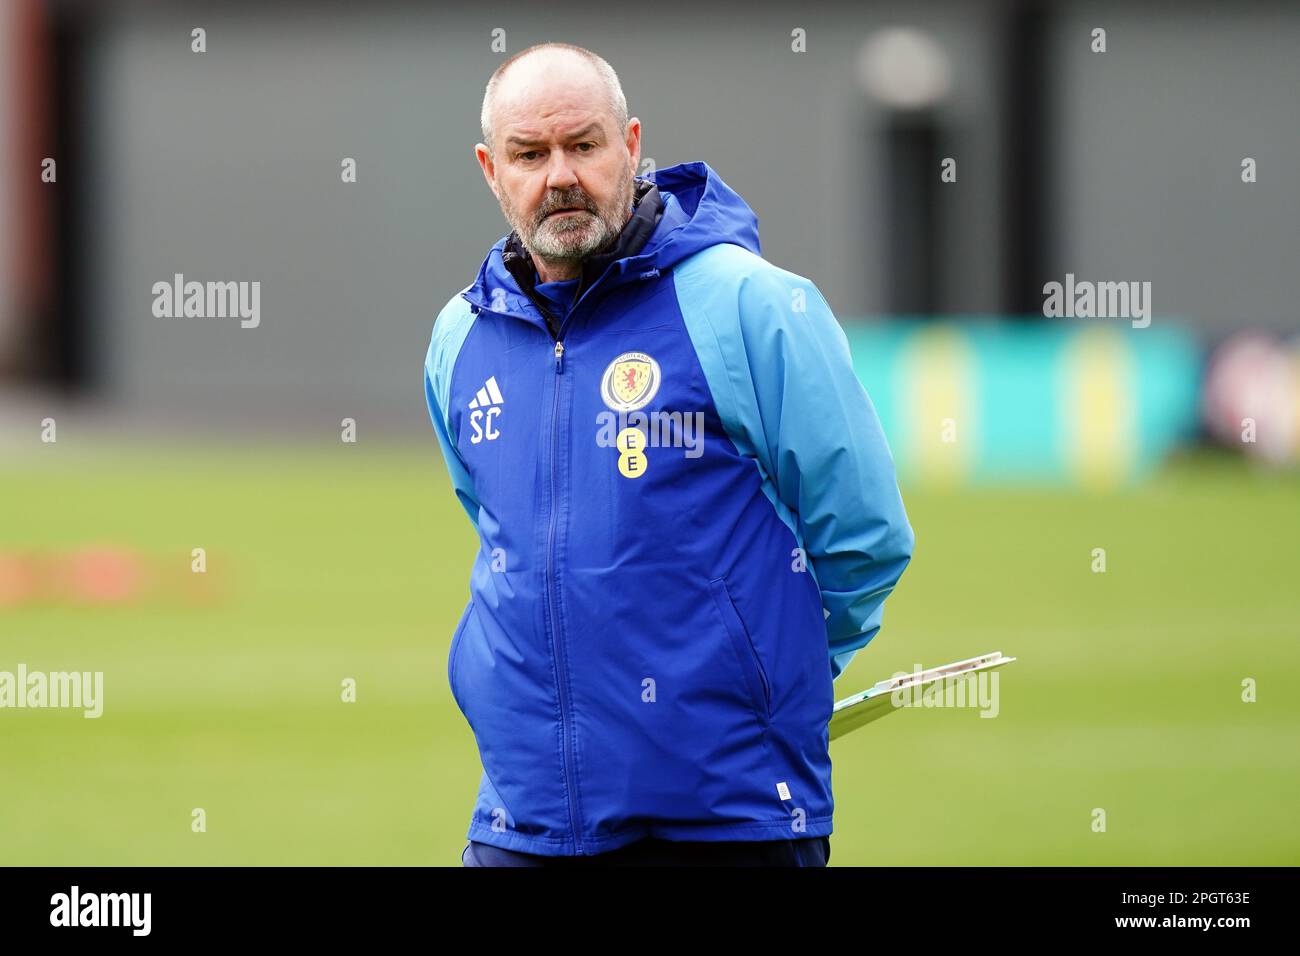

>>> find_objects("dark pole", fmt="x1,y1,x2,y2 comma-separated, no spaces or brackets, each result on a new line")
882,110,942,318
1001,0,1051,319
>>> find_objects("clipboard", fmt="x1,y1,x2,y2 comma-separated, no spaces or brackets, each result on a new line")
829,651,1017,741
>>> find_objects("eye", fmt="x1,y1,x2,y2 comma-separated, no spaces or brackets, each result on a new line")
574,142,595,152
518,150,542,162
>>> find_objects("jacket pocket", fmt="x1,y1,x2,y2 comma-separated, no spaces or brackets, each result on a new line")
447,598,473,714
708,576,772,723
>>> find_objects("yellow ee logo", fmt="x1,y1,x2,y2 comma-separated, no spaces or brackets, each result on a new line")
616,427,648,479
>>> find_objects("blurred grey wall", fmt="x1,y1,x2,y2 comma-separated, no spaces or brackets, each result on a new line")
1045,1,1300,335
75,0,1298,432
78,0,1006,431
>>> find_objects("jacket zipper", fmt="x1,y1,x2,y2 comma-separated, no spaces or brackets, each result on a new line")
545,335,583,852
521,268,657,854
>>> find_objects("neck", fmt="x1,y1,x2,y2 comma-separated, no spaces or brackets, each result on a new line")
534,258,582,283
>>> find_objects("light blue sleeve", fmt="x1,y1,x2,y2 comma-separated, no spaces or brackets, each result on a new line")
676,244,914,682
423,295,482,532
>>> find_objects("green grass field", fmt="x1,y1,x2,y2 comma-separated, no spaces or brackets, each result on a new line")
2,442,1298,865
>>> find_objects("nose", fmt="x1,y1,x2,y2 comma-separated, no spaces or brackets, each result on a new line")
544,150,579,192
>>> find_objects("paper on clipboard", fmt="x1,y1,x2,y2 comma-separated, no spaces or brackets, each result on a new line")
829,651,1017,742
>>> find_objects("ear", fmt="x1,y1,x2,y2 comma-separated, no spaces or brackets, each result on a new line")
624,118,642,175
475,144,499,199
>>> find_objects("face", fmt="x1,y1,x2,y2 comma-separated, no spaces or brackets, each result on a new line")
476,59,641,272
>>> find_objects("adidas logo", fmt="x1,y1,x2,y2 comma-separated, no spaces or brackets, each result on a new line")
468,375,504,444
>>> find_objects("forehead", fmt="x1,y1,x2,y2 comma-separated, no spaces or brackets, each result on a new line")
494,59,613,141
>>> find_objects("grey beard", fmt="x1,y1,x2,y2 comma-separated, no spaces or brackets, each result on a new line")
527,210,621,262
504,169,636,267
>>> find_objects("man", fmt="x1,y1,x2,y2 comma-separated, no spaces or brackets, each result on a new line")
423,42,914,867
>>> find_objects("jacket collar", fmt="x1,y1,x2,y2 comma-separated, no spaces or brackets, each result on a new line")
461,161,762,335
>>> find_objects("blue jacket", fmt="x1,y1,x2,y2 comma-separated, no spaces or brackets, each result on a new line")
423,161,913,856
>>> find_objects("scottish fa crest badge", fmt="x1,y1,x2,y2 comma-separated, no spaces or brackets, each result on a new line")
600,351,661,412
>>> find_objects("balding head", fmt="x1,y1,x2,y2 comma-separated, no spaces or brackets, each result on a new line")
480,43,628,160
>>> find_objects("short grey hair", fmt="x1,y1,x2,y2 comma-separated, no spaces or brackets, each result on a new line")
480,42,628,158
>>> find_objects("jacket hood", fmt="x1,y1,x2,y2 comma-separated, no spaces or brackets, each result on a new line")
461,161,761,326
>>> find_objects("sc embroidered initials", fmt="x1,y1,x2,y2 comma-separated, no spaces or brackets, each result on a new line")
468,375,504,444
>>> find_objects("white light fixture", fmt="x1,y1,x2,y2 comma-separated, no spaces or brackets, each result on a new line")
856,27,953,110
